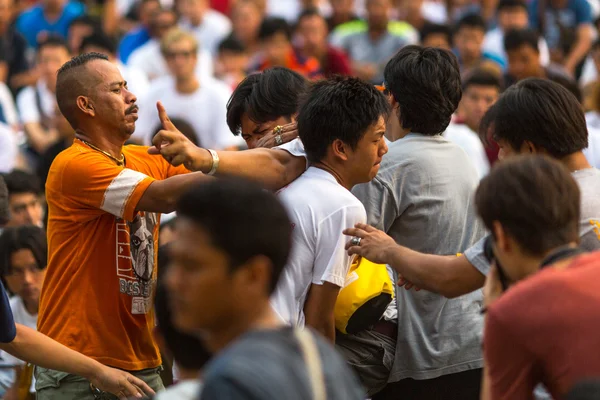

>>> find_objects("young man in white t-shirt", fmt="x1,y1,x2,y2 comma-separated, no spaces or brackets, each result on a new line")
271,76,390,342
0,226,47,396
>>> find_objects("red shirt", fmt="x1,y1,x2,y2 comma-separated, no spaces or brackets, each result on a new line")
323,46,352,77
484,251,600,399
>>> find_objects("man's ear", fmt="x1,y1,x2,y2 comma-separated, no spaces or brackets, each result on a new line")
331,138,350,162
492,221,510,254
76,96,95,117
520,140,538,155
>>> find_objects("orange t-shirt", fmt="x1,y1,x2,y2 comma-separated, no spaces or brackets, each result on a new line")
38,140,188,371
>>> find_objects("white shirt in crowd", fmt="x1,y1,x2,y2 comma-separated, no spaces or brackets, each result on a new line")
180,9,232,55
133,76,243,149
483,28,550,68
444,123,490,179
271,154,367,327
117,61,150,99
155,380,201,400
0,122,18,173
16,80,55,124
0,82,19,127
126,39,214,82
584,126,600,170
0,297,38,393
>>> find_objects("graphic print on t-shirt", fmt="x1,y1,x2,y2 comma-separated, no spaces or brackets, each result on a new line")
116,211,158,314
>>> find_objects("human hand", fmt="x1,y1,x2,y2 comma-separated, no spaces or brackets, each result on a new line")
148,101,210,172
255,122,299,149
397,275,421,291
343,223,396,264
483,263,504,309
90,365,154,399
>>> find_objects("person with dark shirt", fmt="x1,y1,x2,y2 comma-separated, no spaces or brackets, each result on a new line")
67,15,101,54
296,8,351,77
36,107,73,190
0,0,31,95
476,155,600,399
453,13,505,75
503,27,573,88
165,178,365,400
118,0,159,63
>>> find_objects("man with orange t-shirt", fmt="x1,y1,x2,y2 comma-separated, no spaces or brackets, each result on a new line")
35,52,212,399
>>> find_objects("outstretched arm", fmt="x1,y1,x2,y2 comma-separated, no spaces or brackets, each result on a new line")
148,102,305,191
0,324,154,399
344,224,486,298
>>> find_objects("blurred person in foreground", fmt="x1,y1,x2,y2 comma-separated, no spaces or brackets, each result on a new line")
166,178,365,400
476,156,600,399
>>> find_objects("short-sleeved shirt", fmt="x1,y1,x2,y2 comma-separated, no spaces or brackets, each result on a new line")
118,27,151,64
0,280,16,343
465,167,600,276
485,252,600,399
0,27,30,94
15,2,86,48
352,133,486,382
529,0,593,50
271,167,367,327
200,327,365,400
38,140,189,371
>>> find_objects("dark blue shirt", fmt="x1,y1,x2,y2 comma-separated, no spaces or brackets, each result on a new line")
118,27,151,64
15,2,85,48
0,280,16,343
529,0,593,50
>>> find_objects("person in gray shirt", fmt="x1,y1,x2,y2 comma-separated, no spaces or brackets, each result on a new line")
336,46,486,400
164,178,365,400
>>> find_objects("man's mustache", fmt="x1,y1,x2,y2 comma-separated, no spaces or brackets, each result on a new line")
126,104,139,114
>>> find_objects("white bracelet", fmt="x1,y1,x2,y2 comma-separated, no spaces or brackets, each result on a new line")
207,149,219,175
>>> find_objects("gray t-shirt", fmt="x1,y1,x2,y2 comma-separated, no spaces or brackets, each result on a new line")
352,133,486,382
199,328,365,400
465,167,600,276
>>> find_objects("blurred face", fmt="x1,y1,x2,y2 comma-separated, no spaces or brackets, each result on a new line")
164,38,198,80
3,249,46,309
297,14,328,55
68,23,94,54
42,0,64,12
166,219,252,334
497,7,528,30
507,45,541,81
85,60,138,136
139,0,160,27
398,0,423,16
217,50,249,76
38,45,71,91
151,10,176,39
331,0,354,15
345,116,388,184
262,32,291,65
240,113,292,149
367,0,391,30
454,26,485,62
461,84,499,130
232,2,263,42
8,193,43,228
0,0,13,29
177,0,208,25
422,33,451,50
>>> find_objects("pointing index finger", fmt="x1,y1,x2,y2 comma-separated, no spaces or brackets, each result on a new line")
156,101,176,131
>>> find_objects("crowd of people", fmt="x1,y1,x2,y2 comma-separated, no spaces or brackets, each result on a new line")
1,0,600,399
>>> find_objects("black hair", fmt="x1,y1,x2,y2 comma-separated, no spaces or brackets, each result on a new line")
80,31,117,55
420,23,452,44
37,34,70,54
504,28,539,53
0,225,47,278
258,17,292,42
566,380,600,400
153,118,199,146
496,0,527,12
226,67,307,135
56,52,109,129
3,170,42,197
550,74,583,104
218,35,246,54
480,78,588,157
155,244,211,370
0,177,8,227
455,13,487,34
176,178,292,294
297,7,324,26
462,68,503,92
298,75,390,163
69,15,102,31
384,45,462,135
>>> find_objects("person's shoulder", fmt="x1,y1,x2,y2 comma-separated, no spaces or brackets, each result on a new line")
205,9,232,28
16,85,35,103
332,20,367,36
388,21,417,38
16,5,43,22
201,77,233,96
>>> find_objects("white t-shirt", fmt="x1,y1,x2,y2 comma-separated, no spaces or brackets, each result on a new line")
117,61,150,100
0,82,18,127
584,125,600,169
0,122,18,173
271,166,367,327
155,380,201,400
483,28,550,68
0,297,37,393
16,80,56,124
126,39,214,82
133,76,243,149
444,123,490,179
180,10,232,55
